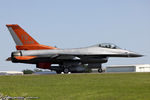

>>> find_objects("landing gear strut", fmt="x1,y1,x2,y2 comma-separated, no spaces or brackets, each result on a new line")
98,65,103,73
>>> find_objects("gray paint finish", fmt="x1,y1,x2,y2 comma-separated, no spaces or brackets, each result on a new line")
7,27,23,45
20,46,141,57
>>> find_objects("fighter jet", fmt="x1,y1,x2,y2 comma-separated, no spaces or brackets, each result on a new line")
6,24,143,74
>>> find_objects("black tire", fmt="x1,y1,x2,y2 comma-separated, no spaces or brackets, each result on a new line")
64,68,69,74
98,68,102,73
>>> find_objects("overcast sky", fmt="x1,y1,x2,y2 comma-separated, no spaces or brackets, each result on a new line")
0,0,150,71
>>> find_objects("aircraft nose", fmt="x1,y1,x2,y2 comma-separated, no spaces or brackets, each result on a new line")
128,52,143,57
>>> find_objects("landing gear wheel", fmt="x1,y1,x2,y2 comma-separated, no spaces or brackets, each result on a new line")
98,68,102,73
64,68,69,74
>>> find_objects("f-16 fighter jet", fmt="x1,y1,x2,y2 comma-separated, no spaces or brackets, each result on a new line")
6,24,143,74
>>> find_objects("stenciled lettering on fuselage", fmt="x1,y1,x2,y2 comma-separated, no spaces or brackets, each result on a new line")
21,34,34,44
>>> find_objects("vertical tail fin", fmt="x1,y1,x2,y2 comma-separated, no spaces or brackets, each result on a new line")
6,24,39,45
6,24,57,50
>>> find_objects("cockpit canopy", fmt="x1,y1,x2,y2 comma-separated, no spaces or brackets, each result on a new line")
93,43,121,49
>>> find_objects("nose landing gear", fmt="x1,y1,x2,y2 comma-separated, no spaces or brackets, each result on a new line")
98,65,103,73
98,68,102,73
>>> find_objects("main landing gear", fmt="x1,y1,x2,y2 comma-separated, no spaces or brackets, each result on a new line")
63,68,70,74
56,66,71,74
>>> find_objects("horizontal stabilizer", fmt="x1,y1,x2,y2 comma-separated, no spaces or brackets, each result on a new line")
6,57,11,61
